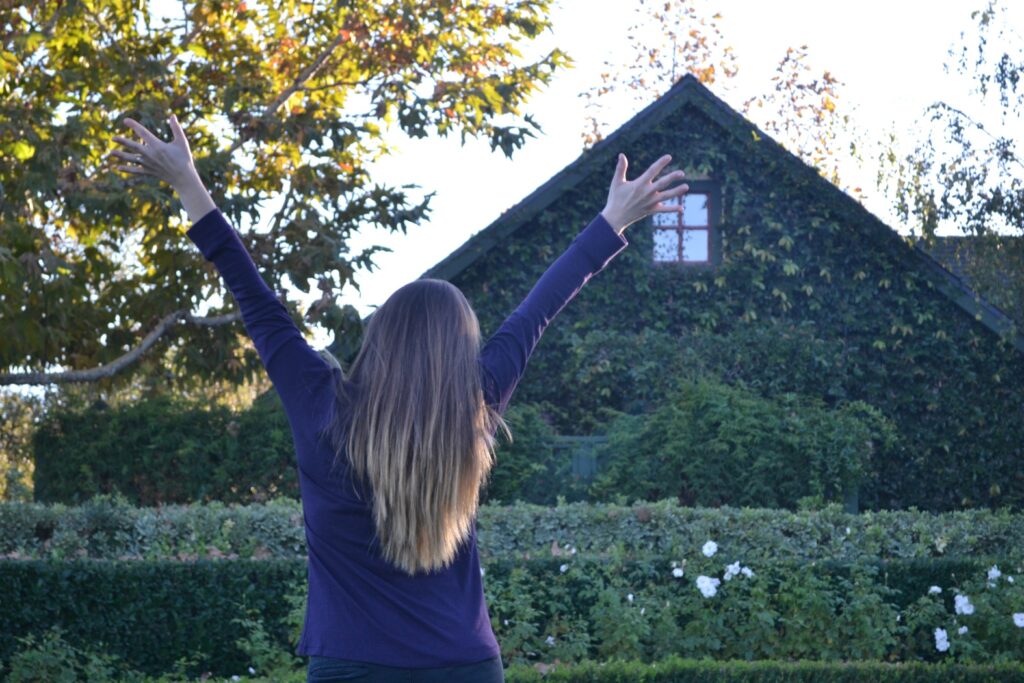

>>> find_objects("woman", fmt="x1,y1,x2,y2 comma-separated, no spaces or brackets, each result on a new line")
110,113,688,682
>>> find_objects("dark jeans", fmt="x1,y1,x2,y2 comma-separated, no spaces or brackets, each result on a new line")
306,655,505,683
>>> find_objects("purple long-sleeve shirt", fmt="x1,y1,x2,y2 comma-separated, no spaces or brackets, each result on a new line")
185,207,628,667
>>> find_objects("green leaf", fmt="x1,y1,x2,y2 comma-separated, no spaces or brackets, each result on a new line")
11,141,35,161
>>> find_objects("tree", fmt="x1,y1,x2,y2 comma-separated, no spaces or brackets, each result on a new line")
878,0,1023,331
0,390,41,500
579,0,737,148
578,1,860,191
741,45,860,193
0,0,568,398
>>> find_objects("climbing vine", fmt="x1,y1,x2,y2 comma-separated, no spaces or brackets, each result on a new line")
455,94,1024,512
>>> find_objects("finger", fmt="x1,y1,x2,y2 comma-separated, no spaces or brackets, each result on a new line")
615,153,628,183
651,200,685,214
122,117,162,146
112,135,145,153
652,169,686,191
639,154,672,184
115,164,154,175
110,149,146,163
656,183,690,202
168,112,185,142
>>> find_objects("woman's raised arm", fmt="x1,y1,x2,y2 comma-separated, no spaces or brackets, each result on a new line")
110,114,333,428
479,153,688,414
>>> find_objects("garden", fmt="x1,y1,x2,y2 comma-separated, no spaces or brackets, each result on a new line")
4,0,1024,680
3,390,1024,681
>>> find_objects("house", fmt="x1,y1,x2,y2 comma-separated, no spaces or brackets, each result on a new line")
409,74,1024,512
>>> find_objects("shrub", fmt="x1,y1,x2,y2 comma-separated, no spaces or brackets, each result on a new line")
32,392,297,506
6,555,1024,677
590,376,898,509
4,498,1024,565
483,402,558,505
3,626,126,683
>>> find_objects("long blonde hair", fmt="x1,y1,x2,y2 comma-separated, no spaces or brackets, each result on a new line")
318,279,511,575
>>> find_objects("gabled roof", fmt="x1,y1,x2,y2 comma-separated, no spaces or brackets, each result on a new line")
420,74,1023,352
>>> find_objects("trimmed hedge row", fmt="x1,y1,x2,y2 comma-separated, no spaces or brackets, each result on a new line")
3,495,1023,563
505,658,1024,682
3,556,1022,679
7,631,1024,683
1,559,300,677
31,392,297,506
21,377,894,513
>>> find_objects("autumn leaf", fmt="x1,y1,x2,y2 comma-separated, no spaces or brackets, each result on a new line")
10,141,35,161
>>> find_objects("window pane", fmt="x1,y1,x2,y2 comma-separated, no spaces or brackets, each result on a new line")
653,229,679,261
652,196,680,226
683,193,708,226
682,229,708,262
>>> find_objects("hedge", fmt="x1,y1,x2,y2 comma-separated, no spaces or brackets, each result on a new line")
3,555,1023,679
504,658,1024,682
3,496,1023,564
7,632,1024,683
0,559,300,678
31,392,298,507
224,659,1024,683
16,378,901,514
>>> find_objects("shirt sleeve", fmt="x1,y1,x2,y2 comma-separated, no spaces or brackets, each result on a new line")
186,207,333,427
479,212,628,415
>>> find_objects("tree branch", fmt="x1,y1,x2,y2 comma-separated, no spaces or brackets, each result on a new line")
300,77,375,93
80,4,131,64
228,30,349,155
160,22,205,70
38,3,64,40
931,101,1024,172
0,308,243,386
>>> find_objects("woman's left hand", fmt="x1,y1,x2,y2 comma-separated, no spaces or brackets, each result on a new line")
110,114,198,188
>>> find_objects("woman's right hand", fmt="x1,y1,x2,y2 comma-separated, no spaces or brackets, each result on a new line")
600,153,689,235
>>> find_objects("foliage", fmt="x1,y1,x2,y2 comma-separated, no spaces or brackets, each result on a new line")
579,0,738,147
230,576,306,681
454,77,1024,511
0,0,568,395
0,390,44,501
31,390,297,505
740,44,861,190
589,375,897,508
29,391,582,507
504,657,1024,682
2,554,1023,677
3,626,126,683
578,1,859,192
483,401,557,505
0,557,301,678
878,0,1023,329
5,497,1024,566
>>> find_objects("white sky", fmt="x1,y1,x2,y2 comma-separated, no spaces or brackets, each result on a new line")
9,0,1020,399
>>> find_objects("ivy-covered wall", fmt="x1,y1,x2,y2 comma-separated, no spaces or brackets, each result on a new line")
449,94,1024,513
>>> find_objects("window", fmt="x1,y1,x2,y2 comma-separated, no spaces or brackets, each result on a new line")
652,180,721,267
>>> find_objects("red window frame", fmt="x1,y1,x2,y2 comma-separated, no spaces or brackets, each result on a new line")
651,179,720,268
